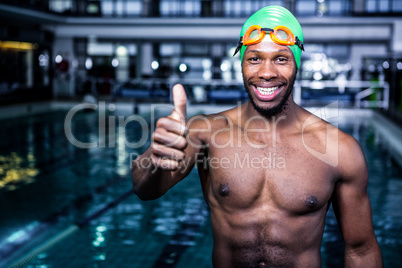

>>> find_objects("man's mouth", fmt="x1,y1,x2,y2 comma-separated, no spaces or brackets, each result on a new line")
253,85,282,101
256,86,279,96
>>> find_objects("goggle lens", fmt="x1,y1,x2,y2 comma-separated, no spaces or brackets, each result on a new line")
276,29,289,41
249,29,261,40
233,25,304,57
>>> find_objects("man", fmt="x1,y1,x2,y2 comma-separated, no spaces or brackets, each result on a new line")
132,5,383,267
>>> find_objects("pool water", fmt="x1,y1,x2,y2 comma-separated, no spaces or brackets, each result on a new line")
0,106,401,268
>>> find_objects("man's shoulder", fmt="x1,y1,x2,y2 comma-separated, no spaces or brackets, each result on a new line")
298,108,339,141
299,107,354,143
338,128,367,166
318,121,367,182
299,107,365,172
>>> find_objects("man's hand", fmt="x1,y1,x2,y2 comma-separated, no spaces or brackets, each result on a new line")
150,84,188,170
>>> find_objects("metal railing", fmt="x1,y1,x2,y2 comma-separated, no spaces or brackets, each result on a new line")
108,78,390,110
293,80,389,109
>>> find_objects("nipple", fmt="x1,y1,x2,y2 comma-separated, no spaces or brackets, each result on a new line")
305,196,318,207
218,183,230,197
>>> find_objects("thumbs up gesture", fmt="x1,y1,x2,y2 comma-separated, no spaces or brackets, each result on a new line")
151,84,188,170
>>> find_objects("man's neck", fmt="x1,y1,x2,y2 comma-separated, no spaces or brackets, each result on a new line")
242,96,301,131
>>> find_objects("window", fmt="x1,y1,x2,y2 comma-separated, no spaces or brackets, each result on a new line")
366,0,402,14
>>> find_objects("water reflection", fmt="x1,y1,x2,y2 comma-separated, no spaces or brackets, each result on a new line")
1,108,401,267
152,198,208,246
0,152,39,191
92,224,107,264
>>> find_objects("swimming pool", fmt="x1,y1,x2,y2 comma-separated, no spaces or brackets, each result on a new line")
0,102,401,267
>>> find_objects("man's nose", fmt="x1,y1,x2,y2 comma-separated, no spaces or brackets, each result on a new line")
257,62,278,80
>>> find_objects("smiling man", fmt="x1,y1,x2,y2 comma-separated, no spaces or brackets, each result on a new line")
132,6,383,267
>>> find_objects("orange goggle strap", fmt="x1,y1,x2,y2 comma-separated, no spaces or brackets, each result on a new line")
233,25,304,56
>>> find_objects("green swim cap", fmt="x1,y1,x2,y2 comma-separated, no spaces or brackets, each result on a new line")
239,5,304,69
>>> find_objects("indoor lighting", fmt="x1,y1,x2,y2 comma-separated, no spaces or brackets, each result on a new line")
111,58,119,67
0,41,36,50
151,61,159,70
85,58,93,70
55,55,63,63
179,63,188,72
116,45,128,56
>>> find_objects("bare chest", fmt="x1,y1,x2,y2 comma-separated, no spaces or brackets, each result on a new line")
200,144,335,214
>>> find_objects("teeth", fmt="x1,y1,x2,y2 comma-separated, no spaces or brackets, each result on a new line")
257,86,279,95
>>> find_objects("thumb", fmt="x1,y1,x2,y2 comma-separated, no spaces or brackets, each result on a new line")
171,84,187,123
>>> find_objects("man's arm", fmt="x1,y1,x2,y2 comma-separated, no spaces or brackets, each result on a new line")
131,84,199,200
332,134,383,267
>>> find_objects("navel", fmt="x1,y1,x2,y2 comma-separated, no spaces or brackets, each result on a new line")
218,183,230,197
305,196,318,207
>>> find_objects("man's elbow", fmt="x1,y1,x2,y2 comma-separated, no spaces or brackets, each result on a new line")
345,240,383,267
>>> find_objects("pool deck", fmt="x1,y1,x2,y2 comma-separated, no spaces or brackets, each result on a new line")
371,111,402,167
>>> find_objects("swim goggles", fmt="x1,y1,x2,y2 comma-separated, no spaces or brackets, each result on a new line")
233,25,304,56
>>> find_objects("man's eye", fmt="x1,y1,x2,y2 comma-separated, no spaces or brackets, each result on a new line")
248,57,259,62
277,57,288,63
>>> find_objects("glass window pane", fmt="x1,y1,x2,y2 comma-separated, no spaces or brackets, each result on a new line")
49,0,72,13
379,0,389,12
326,44,349,59
160,43,182,56
183,43,209,56
366,0,376,12
160,2,170,16
393,0,402,12
303,44,325,55
101,1,113,16
115,2,123,15
126,2,142,16
87,43,114,56
328,1,342,15
297,0,316,16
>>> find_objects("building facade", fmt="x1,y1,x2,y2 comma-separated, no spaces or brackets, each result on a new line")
0,0,401,120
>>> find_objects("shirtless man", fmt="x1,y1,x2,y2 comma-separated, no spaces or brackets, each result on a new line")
132,6,383,267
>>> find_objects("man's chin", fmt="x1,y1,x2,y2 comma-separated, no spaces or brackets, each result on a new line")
246,89,290,117
250,98,287,117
